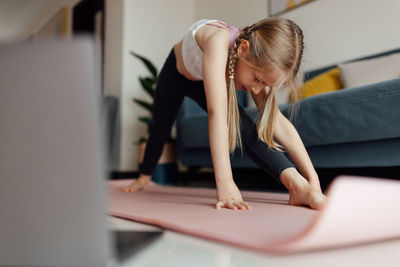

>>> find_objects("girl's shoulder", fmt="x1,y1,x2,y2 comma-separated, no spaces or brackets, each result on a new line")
193,20,232,51
187,19,227,31
180,19,231,80
187,19,238,36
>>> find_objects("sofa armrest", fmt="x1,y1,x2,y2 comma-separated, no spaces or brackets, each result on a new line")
281,78,400,146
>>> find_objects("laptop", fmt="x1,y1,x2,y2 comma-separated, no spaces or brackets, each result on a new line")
0,38,162,266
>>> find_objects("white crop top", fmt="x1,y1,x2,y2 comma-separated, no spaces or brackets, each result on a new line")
181,19,240,80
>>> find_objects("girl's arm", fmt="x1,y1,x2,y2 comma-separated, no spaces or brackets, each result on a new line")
251,89,321,191
274,109,322,191
201,29,250,210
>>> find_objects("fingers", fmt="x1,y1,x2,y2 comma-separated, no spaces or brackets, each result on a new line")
215,200,252,211
226,202,237,210
238,202,252,210
122,186,132,192
122,186,137,192
122,182,146,193
242,202,252,210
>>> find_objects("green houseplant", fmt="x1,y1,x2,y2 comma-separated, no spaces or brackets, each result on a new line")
131,51,177,184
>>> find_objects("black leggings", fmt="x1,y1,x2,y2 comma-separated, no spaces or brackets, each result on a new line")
140,49,295,184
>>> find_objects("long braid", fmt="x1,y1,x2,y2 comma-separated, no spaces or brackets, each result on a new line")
287,20,304,116
227,17,305,152
226,25,253,153
289,20,304,76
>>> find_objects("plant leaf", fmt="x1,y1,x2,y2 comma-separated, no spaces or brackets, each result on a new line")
138,116,153,136
139,77,156,99
130,51,158,79
134,136,147,145
133,98,153,113
138,116,153,134
138,116,152,125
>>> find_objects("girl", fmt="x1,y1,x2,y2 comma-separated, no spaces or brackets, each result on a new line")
123,17,327,211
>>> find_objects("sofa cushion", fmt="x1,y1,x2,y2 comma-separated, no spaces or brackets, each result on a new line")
339,52,400,88
178,114,209,149
293,67,343,101
282,78,400,147
178,106,258,149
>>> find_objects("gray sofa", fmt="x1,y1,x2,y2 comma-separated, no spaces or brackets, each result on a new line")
176,48,400,173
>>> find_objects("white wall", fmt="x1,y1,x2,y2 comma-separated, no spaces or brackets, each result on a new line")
116,0,195,171
276,0,400,72
104,0,124,170
17,0,81,42
194,0,267,28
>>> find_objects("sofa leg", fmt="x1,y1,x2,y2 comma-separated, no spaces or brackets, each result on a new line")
181,166,201,186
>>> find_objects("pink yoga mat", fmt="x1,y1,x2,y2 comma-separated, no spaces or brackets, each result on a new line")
108,175,400,254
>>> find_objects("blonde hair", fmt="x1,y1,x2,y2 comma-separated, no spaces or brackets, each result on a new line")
227,17,304,153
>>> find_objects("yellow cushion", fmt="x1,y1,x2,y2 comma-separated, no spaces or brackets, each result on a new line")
295,67,343,100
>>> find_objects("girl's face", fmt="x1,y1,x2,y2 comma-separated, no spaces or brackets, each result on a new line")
233,41,281,95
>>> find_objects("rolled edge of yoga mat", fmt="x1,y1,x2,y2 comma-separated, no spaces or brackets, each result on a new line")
266,175,400,254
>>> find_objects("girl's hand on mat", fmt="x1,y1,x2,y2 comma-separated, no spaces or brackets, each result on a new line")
216,181,252,210
122,175,151,193
216,199,252,211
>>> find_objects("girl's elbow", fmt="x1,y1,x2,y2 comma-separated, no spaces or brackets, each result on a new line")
207,107,226,118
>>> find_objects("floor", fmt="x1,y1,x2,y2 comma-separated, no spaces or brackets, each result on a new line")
109,216,400,267
168,166,400,194
111,166,400,193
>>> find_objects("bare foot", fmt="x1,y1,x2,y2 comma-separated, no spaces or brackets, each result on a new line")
288,183,328,210
122,174,151,192
280,168,328,210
